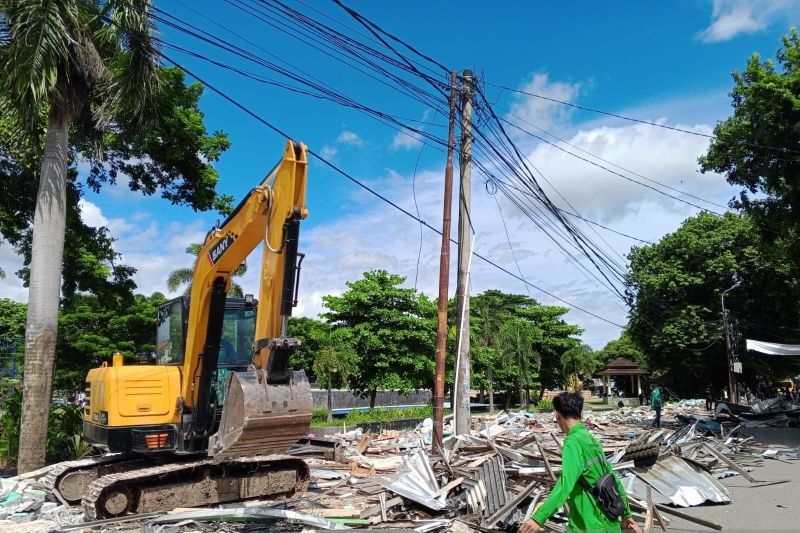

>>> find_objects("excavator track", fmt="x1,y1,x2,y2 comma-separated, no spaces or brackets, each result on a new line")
81,454,309,520
42,454,148,506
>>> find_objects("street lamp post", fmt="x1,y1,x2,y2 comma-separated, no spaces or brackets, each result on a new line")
721,280,741,404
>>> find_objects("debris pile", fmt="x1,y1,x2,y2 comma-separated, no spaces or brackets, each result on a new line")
2,401,797,531
0,469,83,531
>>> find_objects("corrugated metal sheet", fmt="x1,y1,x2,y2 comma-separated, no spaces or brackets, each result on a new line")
622,455,730,507
374,450,447,511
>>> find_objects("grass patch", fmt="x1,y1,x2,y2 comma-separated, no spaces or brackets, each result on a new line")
311,406,436,427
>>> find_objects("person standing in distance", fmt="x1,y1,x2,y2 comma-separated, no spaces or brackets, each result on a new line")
519,392,640,533
650,385,662,428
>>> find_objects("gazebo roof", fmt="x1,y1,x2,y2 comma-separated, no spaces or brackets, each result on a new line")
596,357,645,376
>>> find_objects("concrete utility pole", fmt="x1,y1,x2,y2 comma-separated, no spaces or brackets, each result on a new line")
721,280,741,404
454,70,475,436
433,72,458,450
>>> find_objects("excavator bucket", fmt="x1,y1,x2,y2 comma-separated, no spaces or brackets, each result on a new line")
208,369,312,460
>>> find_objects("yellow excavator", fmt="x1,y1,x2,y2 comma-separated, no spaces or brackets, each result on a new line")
44,141,314,518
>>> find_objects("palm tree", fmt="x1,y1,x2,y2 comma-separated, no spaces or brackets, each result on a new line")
499,318,540,409
1,0,159,472
312,329,356,423
167,243,248,297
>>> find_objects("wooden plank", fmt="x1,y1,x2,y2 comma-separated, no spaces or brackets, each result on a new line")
433,476,464,497
701,443,757,483
359,495,403,518
643,485,653,533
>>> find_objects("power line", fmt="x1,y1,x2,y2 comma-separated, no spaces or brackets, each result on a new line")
159,52,625,329
484,80,800,157
505,110,731,211
500,116,725,215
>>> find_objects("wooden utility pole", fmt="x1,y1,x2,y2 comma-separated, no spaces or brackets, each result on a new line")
433,71,458,449
454,70,475,436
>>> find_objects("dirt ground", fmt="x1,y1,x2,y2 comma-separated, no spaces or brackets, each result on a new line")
665,456,800,532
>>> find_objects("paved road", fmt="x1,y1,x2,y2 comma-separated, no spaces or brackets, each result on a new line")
665,456,800,531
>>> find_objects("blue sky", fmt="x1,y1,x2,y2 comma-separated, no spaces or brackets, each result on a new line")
2,0,798,348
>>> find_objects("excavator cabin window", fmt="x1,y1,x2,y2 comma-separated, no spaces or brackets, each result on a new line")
155,296,257,367
156,298,187,365
219,307,256,367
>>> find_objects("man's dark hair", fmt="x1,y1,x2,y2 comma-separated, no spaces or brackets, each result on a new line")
553,392,583,419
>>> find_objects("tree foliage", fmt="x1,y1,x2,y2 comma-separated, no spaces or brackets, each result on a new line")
469,290,582,405
0,299,26,340
596,333,647,370
323,270,436,407
625,212,800,394
561,344,597,390
55,292,167,391
700,29,800,238
287,316,330,383
0,67,232,303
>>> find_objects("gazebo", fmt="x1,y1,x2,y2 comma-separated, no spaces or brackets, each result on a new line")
595,357,645,399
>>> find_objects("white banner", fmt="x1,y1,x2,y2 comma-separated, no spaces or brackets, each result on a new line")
746,339,800,356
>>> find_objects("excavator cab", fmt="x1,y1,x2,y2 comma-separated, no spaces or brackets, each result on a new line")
155,296,256,369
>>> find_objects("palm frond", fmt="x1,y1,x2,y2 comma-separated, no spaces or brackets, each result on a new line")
228,283,243,298
0,0,81,127
166,267,192,292
101,0,159,126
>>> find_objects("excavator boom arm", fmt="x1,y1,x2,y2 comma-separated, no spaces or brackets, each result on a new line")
179,140,310,456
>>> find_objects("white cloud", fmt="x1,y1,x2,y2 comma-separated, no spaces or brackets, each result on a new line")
77,199,207,297
507,73,582,132
319,145,338,159
78,199,134,235
518,121,730,222
0,241,26,302
336,130,364,147
391,128,424,150
698,0,799,43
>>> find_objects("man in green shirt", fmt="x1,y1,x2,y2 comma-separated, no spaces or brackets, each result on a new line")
650,385,662,428
519,392,640,533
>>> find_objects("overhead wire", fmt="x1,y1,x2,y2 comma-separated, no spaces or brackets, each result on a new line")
506,110,730,211
484,80,800,157
114,0,657,328
154,51,626,328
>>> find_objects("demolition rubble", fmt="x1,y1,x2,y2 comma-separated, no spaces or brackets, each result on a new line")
1,400,797,532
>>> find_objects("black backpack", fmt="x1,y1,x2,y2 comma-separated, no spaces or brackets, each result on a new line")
581,455,625,520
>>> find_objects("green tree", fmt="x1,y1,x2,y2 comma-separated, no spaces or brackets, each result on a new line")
471,290,532,405
520,304,582,399
625,212,800,395
312,328,357,422
0,299,26,384
561,344,597,390
0,299,26,340
499,317,540,408
55,292,166,391
167,243,247,297
470,291,582,406
596,333,647,370
323,270,436,408
287,316,330,383
1,1,230,471
700,29,800,238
